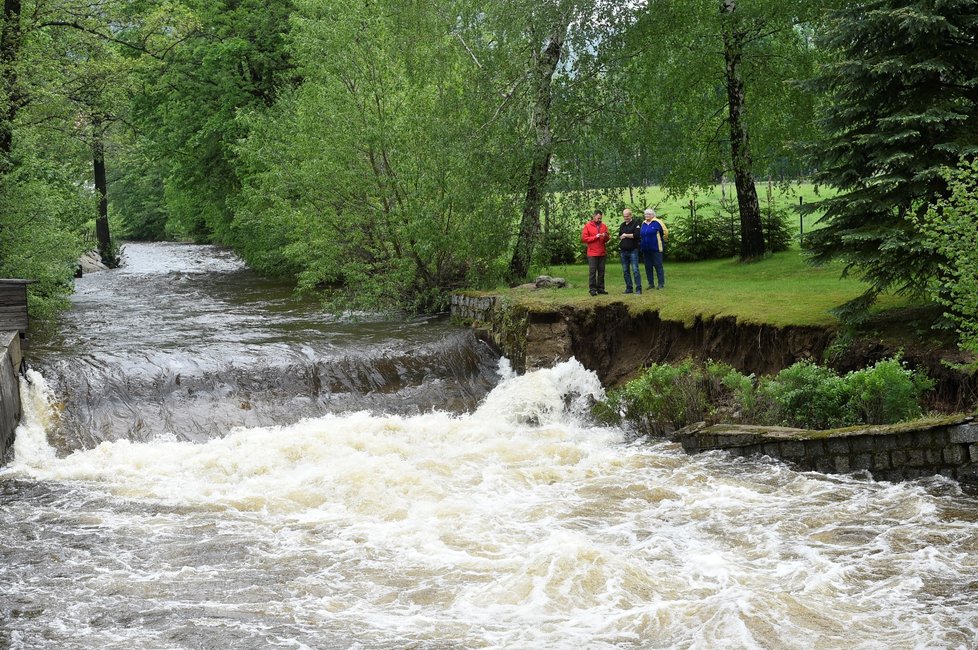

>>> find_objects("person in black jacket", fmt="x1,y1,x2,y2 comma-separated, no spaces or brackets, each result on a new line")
617,208,642,294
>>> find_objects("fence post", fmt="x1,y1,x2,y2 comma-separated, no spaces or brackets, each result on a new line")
798,196,804,246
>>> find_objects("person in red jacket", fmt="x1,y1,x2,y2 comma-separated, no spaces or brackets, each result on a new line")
581,210,609,295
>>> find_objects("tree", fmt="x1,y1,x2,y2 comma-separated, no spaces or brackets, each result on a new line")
127,0,295,244
919,160,978,357
230,0,516,311
621,0,827,260
805,0,978,315
452,0,638,284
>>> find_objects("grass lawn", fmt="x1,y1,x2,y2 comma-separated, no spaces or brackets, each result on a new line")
491,249,913,328
610,182,831,236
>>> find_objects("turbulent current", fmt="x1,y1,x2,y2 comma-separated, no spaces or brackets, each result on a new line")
1,243,977,649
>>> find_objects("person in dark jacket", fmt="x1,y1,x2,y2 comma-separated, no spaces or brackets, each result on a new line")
617,208,642,294
639,208,669,289
581,210,609,295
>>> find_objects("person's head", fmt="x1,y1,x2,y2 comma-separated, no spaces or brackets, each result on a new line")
644,208,656,220
592,210,603,223
622,209,632,221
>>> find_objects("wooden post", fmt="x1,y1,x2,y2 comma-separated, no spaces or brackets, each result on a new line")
799,196,804,246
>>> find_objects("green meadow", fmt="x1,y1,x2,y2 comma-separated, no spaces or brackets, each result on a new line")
486,182,886,329
496,249,912,329
613,181,830,236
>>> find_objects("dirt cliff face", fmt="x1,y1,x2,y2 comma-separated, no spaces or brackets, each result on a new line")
526,304,831,383
515,303,976,411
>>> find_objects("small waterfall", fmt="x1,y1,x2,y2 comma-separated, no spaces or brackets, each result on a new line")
27,242,502,451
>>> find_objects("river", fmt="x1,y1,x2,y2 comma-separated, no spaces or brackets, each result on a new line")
1,242,976,649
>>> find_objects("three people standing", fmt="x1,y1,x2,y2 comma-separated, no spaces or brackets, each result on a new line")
617,209,642,294
639,208,668,290
582,207,668,295
581,210,609,295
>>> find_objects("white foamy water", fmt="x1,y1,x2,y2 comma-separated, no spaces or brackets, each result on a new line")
2,362,978,649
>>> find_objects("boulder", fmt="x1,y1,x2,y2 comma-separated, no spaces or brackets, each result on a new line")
534,275,567,289
78,250,109,275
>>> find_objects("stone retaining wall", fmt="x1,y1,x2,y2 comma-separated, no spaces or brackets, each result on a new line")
0,331,22,462
678,417,978,490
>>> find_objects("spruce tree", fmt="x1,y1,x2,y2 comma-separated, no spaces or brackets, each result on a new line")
806,0,978,315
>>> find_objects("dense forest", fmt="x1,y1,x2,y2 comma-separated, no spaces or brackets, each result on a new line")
2,0,976,338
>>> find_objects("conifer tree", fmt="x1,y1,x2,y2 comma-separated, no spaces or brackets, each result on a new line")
806,0,978,315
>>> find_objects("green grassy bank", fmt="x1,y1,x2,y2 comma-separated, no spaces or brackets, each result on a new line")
494,249,913,329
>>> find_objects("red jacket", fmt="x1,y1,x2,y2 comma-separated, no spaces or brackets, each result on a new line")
581,220,609,257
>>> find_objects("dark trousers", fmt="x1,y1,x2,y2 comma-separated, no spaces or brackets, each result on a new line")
587,255,606,293
620,249,641,292
643,250,665,289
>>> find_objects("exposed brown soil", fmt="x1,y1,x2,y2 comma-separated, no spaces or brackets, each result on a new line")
521,303,977,412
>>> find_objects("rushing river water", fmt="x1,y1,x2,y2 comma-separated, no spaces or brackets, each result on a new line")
1,243,977,649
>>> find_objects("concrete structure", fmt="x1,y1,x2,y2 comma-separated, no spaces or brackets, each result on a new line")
0,331,22,461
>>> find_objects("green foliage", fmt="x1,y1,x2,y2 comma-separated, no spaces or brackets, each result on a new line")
704,360,766,422
229,0,516,312
845,357,934,424
127,0,296,245
919,159,978,357
107,141,169,240
805,0,978,311
665,202,793,262
759,361,852,429
603,356,934,434
0,151,91,319
620,0,826,192
606,359,709,434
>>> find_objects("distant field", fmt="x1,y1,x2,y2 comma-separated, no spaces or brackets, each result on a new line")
616,182,832,241
496,248,912,328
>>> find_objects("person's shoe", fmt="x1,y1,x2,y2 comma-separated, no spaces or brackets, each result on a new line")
598,290,608,294
623,289,633,294
636,288,642,294
589,290,597,296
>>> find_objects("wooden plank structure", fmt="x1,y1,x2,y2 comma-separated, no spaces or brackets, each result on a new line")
0,279,32,335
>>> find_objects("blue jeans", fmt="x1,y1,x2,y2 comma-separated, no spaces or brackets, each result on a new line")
620,249,641,292
643,250,664,289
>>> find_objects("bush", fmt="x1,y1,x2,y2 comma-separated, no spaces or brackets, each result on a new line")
666,202,794,262
600,357,934,435
703,360,767,423
759,361,853,429
919,159,978,357
607,359,708,434
844,357,934,425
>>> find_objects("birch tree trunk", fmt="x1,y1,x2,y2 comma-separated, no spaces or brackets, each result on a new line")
506,23,567,284
722,0,765,260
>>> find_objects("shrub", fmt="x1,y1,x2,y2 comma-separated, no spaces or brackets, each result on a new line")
703,360,768,423
601,357,934,435
607,359,708,434
844,357,935,425
759,361,853,429
667,202,794,262
919,159,978,357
